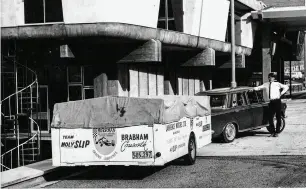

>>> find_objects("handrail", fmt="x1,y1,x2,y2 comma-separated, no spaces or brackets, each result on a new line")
1,80,37,102
1,117,40,157
2,55,37,76
1,54,40,171
0,163,10,170
1,56,38,102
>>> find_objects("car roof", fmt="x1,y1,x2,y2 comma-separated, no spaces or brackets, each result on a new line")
195,86,253,96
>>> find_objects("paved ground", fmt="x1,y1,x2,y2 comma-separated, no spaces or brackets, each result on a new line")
44,156,306,188
198,99,306,156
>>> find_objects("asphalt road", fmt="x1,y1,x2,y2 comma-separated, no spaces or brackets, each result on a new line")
42,155,306,188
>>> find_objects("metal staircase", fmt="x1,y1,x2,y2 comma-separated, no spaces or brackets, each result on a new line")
1,46,41,172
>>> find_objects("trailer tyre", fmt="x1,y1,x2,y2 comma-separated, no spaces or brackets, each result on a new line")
183,134,196,165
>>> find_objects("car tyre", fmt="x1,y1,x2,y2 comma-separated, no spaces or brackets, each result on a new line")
183,134,196,165
266,116,285,134
222,122,237,143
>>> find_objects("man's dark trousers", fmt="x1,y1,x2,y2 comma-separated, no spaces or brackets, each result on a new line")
268,99,282,134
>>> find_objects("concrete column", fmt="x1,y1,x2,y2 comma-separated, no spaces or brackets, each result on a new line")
188,68,195,95
94,73,108,97
138,66,148,96
148,66,157,96
129,65,139,97
157,66,164,96
261,24,272,83
279,58,285,84
117,64,129,96
182,72,189,95
177,75,183,95
94,39,163,98
195,77,200,94
164,56,176,95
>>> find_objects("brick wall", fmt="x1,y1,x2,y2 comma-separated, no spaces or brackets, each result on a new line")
261,0,305,7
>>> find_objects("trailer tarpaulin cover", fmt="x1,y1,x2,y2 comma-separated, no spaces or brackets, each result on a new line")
51,95,210,129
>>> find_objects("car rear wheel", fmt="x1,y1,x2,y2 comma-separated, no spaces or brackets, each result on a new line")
222,123,237,143
266,116,285,134
183,134,196,165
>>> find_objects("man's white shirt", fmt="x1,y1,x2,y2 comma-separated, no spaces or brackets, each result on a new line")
254,82,289,100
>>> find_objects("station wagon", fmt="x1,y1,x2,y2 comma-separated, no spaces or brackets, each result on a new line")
196,87,286,142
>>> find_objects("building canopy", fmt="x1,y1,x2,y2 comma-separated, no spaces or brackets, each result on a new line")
251,6,306,30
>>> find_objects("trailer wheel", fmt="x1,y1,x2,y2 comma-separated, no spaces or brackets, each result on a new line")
183,134,196,165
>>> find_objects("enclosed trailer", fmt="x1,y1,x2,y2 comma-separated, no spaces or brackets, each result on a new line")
51,95,212,166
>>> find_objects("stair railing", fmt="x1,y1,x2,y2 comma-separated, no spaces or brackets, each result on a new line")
1,55,40,171
0,117,40,172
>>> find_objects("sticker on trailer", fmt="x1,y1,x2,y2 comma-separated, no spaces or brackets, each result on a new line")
93,128,117,156
59,126,155,163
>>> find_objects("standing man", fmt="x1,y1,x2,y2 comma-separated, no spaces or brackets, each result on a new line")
252,73,289,137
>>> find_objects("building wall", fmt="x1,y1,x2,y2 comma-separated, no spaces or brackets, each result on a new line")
61,0,160,27
1,0,24,27
235,13,257,48
1,0,257,45
172,0,230,41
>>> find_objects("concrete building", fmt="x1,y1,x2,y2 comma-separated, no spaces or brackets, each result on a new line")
261,0,306,85
1,0,306,169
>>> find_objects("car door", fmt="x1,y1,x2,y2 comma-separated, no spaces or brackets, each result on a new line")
256,90,269,125
247,90,265,127
230,92,253,131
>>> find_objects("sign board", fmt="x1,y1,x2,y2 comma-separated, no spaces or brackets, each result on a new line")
59,125,154,163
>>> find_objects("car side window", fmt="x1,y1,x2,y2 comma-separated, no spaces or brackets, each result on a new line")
256,90,265,103
210,95,227,109
237,93,246,106
231,93,246,107
247,91,259,104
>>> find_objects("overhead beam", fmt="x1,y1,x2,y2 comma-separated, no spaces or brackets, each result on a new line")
1,23,252,55
118,39,161,63
181,48,215,66
218,54,246,69
236,0,266,11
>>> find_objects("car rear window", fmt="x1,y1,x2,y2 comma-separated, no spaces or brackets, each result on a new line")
210,95,226,108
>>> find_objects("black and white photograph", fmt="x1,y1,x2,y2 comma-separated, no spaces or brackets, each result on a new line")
1,0,306,188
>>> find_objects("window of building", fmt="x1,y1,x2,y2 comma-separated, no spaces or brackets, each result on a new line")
68,85,83,101
67,65,94,101
158,0,176,30
24,0,63,24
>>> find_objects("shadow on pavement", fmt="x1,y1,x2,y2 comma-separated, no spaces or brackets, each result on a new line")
55,158,194,181
211,130,271,143
64,165,167,180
